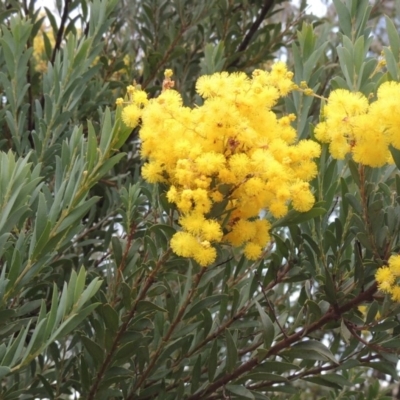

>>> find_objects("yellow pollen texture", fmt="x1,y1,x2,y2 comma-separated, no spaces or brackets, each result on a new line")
120,65,320,265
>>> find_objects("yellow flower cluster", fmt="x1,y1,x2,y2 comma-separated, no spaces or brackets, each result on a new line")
314,81,400,167
375,255,400,302
119,64,321,266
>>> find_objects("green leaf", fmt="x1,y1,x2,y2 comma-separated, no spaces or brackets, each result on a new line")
56,197,100,234
225,329,238,374
365,301,379,325
303,376,342,390
255,301,275,349
184,294,228,319
157,335,193,365
238,372,288,384
389,145,400,171
362,361,399,380
226,385,255,399
49,303,100,343
289,340,338,364
255,361,300,374
340,320,351,344
81,336,104,366
34,193,49,241
99,107,113,154
136,301,167,313
383,47,399,80
385,16,400,62
149,224,176,240
272,206,326,228
74,267,87,305
333,0,352,36
0,366,10,379
208,339,218,382
102,304,119,333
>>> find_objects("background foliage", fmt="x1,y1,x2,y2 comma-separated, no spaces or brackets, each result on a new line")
1,0,400,399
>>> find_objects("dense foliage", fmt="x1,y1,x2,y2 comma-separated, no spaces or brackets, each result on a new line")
1,0,400,399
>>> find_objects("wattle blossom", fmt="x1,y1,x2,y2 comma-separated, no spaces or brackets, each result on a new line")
118,64,321,265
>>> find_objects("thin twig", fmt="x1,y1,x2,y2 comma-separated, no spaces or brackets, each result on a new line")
127,267,207,398
257,275,288,338
51,0,71,64
87,249,171,400
186,281,378,400
227,0,276,69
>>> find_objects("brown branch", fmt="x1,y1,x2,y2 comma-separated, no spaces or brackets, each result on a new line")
141,24,188,89
227,0,277,69
127,267,207,398
110,221,137,307
139,262,292,399
86,249,171,400
246,353,380,392
51,0,71,64
187,281,378,400
359,165,382,260
258,276,288,338
346,320,400,355
23,0,34,142
172,261,291,368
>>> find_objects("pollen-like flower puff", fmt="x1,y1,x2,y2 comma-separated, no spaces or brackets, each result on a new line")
120,64,320,265
141,162,165,183
196,74,220,98
324,90,369,117
389,255,400,277
277,115,297,144
270,139,299,166
156,89,183,107
194,175,212,189
218,168,238,184
122,104,141,128
329,139,351,161
179,213,205,235
390,286,400,302
174,159,195,186
194,244,217,266
314,121,329,142
242,177,266,198
228,154,252,180
177,189,195,213
370,81,400,149
192,188,212,214
267,61,294,95
313,85,400,167
225,219,257,246
375,256,400,302
141,102,170,131
170,231,200,258
205,72,230,97
269,201,289,218
252,219,271,246
290,181,315,212
375,266,395,293
201,219,223,242
244,242,263,260
132,90,148,106
314,90,368,154
195,152,226,175
210,190,224,203
296,140,321,160
167,186,178,203
293,160,318,181
351,116,389,167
